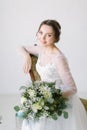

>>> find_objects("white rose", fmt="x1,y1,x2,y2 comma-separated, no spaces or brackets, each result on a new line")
21,97,27,104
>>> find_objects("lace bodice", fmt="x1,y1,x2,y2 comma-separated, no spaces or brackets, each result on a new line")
36,53,77,95
36,59,63,83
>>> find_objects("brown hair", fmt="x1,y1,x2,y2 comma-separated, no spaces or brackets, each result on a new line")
37,19,61,42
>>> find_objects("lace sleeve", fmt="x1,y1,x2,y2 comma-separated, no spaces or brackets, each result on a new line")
56,54,77,97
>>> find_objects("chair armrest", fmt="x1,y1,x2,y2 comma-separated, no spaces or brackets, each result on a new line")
80,98,87,111
29,54,41,81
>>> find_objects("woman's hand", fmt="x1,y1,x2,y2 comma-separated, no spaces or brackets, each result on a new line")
23,54,32,74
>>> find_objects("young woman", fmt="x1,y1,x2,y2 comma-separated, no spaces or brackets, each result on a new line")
19,19,87,130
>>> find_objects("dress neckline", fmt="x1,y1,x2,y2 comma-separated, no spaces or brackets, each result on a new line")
37,59,55,68
37,52,63,68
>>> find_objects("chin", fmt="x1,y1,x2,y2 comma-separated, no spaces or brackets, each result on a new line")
39,42,47,47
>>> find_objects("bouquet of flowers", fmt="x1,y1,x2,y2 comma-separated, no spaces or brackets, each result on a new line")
14,81,68,121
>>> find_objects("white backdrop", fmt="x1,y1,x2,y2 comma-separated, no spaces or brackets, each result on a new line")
0,0,87,97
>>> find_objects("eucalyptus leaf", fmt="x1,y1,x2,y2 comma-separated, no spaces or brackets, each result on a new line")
63,111,68,119
52,113,58,120
44,106,49,110
58,110,62,116
19,86,27,90
14,106,20,112
47,98,54,103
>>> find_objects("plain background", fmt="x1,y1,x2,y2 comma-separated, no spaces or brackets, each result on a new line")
0,0,87,130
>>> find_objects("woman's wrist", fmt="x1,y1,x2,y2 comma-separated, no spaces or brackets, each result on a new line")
24,52,31,60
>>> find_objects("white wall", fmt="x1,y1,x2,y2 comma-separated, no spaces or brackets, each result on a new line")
0,94,20,130
0,0,87,97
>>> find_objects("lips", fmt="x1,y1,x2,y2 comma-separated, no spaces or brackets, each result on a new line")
41,41,46,44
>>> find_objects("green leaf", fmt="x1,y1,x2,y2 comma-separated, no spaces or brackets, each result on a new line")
47,98,54,103
63,111,68,119
52,113,58,120
44,106,49,110
14,106,20,112
58,110,62,116
19,86,27,90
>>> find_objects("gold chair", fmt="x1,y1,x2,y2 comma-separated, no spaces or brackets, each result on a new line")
29,54,41,81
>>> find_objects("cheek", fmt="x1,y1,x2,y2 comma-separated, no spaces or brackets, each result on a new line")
48,37,55,42
52,36,56,42
36,34,40,40
37,33,41,40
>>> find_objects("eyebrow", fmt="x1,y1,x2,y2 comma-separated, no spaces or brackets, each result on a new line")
46,33,54,35
39,31,54,35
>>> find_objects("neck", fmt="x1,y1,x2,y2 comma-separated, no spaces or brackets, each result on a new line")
43,45,57,54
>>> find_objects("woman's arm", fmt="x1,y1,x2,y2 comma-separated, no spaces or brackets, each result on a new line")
56,55,77,98
18,45,42,74
18,45,42,57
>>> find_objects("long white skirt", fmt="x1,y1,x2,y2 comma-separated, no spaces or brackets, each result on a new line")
22,94,87,130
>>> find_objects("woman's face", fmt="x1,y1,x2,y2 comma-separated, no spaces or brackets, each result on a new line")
37,24,56,47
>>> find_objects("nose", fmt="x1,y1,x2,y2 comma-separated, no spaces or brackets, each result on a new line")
42,34,46,40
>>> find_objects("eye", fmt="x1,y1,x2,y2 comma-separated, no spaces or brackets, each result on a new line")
39,31,43,35
48,34,51,37
47,34,52,37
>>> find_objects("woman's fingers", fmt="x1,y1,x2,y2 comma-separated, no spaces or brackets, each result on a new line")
23,63,31,73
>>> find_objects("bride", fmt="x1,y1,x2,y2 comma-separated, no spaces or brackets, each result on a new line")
18,19,87,130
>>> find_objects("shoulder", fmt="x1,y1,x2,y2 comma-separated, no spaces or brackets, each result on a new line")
54,47,67,61
56,51,67,61
55,52,69,67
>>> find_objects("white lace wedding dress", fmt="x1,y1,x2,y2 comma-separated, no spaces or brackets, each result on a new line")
22,53,87,130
